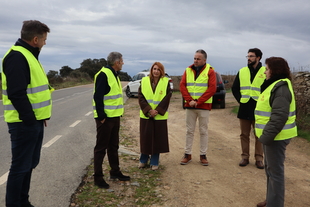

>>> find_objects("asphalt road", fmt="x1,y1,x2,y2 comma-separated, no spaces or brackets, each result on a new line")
0,84,97,207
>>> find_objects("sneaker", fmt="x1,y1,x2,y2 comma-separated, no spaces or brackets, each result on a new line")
151,165,159,171
94,179,110,189
138,162,146,169
180,154,192,165
110,171,131,181
200,155,209,166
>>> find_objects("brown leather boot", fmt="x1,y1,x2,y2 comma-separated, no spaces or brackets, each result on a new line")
200,155,209,166
257,200,266,207
180,154,191,165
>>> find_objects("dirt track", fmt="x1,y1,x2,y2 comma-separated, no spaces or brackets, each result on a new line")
123,89,310,207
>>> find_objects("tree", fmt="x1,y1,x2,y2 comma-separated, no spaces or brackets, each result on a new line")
78,58,107,79
118,71,132,81
47,70,59,79
59,66,74,77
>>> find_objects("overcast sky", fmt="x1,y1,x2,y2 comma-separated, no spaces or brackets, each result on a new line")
1,0,309,77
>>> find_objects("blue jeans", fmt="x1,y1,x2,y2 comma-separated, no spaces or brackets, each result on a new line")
140,153,160,166
6,121,44,207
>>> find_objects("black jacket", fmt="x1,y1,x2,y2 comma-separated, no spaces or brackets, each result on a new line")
93,66,120,120
232,62,263,120
2,39,42,125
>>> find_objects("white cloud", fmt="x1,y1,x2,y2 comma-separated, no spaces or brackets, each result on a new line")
0,0,309,76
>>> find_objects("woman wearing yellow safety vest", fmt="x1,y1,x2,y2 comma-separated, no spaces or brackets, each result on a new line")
138,62,172,171
255,57,297,207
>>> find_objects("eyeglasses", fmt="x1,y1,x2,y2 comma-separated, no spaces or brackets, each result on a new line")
246,55,256,59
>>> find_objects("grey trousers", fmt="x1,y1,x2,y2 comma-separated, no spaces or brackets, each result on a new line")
264,139,290,207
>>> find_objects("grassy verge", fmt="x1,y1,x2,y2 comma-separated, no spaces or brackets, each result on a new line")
50,79,93,90
70,158,165,207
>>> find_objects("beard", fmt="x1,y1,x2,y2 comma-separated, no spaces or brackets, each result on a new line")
248,60,257,66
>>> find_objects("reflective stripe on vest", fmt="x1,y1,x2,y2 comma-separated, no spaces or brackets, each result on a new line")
186,64,212,103
1,46,52,123
139,76,169,120
93,67,124,118
239,66,266,102
254,79,297,140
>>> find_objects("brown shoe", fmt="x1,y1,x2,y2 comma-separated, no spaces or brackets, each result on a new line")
257,200,266,207
255,161,264,169
200,155,209,166
180,154,191,165
239,159,249,166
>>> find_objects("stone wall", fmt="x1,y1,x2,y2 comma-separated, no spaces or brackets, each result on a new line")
293,72,310,116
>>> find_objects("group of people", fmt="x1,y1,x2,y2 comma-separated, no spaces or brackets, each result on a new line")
1,20,297,207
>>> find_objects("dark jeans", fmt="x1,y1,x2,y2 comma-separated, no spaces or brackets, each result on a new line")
264,139,290,207
6,121,44,207
94,118,120,181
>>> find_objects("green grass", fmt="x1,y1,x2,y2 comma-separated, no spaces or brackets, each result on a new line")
231,106,239,114
297,130,310,142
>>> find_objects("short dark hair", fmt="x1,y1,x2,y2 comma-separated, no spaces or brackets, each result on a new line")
21,20,50,41
196,49,207,60
265,57,292,80
248,48,263,60
107,52,123,66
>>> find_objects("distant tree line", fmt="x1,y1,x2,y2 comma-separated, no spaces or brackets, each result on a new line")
46,58,132,83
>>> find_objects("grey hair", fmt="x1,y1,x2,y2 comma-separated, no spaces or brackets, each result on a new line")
196,49,207,60
107,52,123,66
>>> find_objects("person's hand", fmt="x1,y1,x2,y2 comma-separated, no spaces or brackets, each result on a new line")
149,109,158,117
189,100,197,108
44,120,47,127
101,119,106,123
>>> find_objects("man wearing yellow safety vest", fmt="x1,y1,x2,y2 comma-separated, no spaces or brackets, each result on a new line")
232,48,265,169
179,49,216,166
1,20,52,207
255,57,297,207
92,52,130,189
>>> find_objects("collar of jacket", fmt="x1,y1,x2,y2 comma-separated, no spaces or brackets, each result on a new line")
15,38,40,60
247,62,262,71
106,65,119,77
261,74,288,92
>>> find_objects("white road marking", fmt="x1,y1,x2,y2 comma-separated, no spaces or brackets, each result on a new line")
53,98,65,102
43,135,62,148
85,111,92,116
69,120,81,127
0,171,9,186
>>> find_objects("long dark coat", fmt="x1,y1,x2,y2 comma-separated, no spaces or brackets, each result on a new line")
138,78,172,155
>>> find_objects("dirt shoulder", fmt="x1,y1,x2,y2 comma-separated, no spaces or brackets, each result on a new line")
123,91,310,207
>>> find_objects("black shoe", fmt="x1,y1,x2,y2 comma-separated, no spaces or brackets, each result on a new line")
110,171,130,181
21,202,34,207
94,179,110,189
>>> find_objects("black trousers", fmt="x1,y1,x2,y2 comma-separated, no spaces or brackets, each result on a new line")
94,118,120,180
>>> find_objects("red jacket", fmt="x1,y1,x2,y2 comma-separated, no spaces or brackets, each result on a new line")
180,64,216,110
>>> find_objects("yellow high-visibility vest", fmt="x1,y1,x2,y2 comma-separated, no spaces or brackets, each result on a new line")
239,66,266,102
93,67,124,118
186,64,212,103
2,46,52,123
140,76,169,120
255,79,297,140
